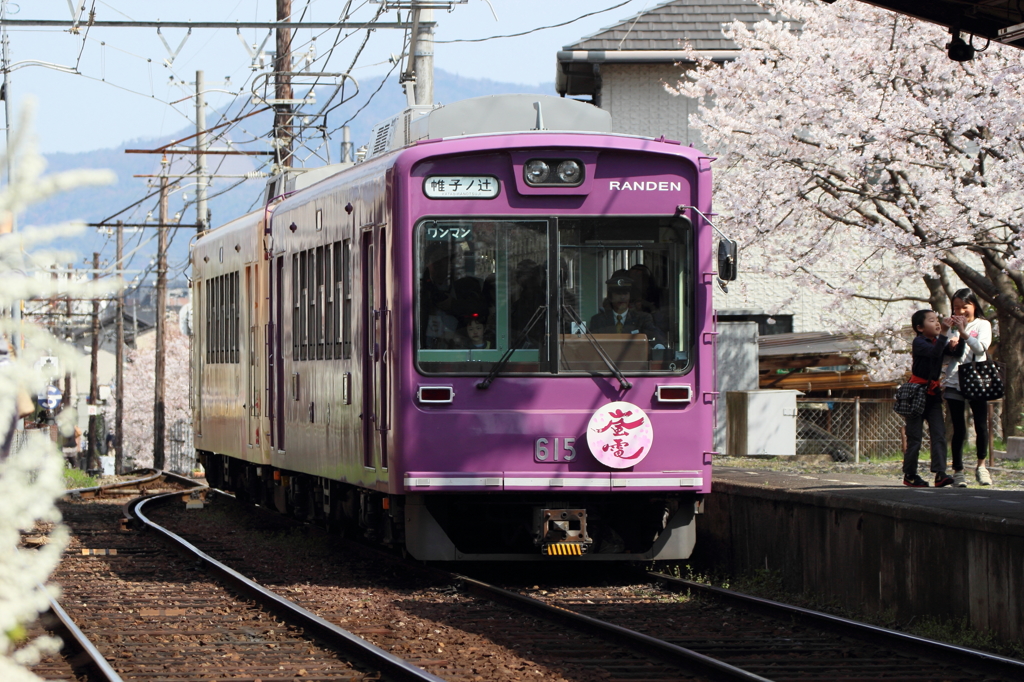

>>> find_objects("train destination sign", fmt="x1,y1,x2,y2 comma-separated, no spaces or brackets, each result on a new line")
424,175,500,199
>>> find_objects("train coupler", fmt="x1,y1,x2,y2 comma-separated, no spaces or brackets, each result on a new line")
537,508,592,556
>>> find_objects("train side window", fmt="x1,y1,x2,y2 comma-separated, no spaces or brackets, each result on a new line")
231,271,239,364
307,249,317,361
232,270,237,364
292,253,299,361
300,250,309,361
316,244,325,360
324,243,334,360
217,274,224,364
205,277,212,364
214,275,221,364
341,238,351,359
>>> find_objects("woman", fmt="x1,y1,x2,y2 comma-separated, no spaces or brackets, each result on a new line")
943,288,993,487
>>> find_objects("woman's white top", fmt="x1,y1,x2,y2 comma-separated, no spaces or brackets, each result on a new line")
943,317,992,389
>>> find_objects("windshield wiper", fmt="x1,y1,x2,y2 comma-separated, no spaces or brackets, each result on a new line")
476,306,547,389
561,305,632,391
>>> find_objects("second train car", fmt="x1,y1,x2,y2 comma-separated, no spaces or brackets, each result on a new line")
193,94,728,560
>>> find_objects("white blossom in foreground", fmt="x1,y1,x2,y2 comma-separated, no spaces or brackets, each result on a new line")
0,101,114,680
673,0,1024,433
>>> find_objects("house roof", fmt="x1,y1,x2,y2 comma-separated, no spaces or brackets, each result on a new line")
564,0,775,53
758,332,860,359
556,0,777,97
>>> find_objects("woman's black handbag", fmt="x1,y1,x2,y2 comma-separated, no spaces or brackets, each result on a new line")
959,358,1005,401
893,382,927,417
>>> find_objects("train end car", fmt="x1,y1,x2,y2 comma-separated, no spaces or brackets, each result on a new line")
195,94,721,561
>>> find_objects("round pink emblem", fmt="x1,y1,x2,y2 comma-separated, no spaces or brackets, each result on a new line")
586,401,654,469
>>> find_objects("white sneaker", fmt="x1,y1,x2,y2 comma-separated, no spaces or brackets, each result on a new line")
976,465,992,486
953,471,967,488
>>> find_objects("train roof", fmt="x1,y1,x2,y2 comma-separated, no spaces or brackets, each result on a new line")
365,94,612,160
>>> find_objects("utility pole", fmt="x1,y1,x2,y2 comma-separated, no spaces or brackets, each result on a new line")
414,8,434,106
62,263,72,409
195,70,209,235
87,252,100,472
153,159,168,470
401,6,434,107
275,0,293,169
115,221,125,474
1,5,20,356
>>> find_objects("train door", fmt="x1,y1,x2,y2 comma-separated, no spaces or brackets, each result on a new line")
246,264,259,450
360,227,389,472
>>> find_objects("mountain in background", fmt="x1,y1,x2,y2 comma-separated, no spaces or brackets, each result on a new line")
25,69,554,279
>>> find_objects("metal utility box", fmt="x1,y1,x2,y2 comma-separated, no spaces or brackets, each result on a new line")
726,390,801,456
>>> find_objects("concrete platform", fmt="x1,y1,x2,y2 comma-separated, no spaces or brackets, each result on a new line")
698,466,1024,644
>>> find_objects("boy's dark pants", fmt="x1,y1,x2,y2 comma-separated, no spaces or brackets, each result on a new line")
904,393,948,478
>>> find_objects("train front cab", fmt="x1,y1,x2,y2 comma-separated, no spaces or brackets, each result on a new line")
394,132,716,561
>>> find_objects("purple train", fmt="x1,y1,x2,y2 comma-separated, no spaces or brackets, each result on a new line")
192,94,728,560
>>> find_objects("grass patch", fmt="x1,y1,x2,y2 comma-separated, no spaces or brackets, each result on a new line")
907,616,1017,655
63,468,97,489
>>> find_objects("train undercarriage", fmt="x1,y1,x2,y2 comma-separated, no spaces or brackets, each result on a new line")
198,451,700,561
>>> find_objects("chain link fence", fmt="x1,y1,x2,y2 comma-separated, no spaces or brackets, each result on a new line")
797,398,925,461
165,418,196,475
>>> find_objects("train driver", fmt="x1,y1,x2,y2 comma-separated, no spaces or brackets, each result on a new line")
588,270,666,347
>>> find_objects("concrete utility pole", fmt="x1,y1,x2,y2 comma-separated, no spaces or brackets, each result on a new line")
401,7,434,107
414,8,434,106
1,7,20,356
62,264,72,409
115,221,125,474
275,0,293,169
195,70,209,235
153,160,168,470
88,252,100,471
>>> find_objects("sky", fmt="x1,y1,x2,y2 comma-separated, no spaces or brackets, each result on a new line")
6,0,657,154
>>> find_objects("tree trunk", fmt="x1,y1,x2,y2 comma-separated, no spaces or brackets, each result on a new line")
996,312,1024,440
924,273,950,316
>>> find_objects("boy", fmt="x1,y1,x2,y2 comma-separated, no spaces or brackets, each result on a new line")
903,310,955,487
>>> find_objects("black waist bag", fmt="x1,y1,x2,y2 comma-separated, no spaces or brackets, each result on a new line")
894,382,926,417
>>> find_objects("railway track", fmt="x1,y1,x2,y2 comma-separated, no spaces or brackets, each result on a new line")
31,471,443,682
143,487,1024,682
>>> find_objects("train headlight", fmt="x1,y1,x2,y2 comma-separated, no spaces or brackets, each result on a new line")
556,160,582,184
524,158,585,187
524,159,550,185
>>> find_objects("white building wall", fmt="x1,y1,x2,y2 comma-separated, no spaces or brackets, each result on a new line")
601,63,702,146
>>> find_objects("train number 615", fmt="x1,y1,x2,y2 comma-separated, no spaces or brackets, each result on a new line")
534,437,576,462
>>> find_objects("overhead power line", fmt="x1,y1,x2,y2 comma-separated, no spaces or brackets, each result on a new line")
0,20,430,29
434,1,632,44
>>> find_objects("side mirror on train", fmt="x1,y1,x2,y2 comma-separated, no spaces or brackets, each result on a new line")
717,238,738,282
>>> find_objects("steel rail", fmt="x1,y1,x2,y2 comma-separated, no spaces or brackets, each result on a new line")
126,490,445,682
64,469,202,498
649,572,1024,680
40,592,125,682
455,575,772,682
64,469,163,497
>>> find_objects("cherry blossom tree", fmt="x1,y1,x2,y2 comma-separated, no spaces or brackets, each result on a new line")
674,0,1024,435
0,102,114,681
121,316,190,469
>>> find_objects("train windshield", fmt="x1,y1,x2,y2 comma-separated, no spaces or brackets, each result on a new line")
416,217,692,376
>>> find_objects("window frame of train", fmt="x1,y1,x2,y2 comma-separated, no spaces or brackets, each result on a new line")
414,216,694,377
204,272,242,365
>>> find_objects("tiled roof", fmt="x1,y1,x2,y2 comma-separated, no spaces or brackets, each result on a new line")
565,0,776,52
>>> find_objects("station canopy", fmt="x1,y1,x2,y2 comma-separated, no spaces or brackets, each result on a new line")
859,1,1024,48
